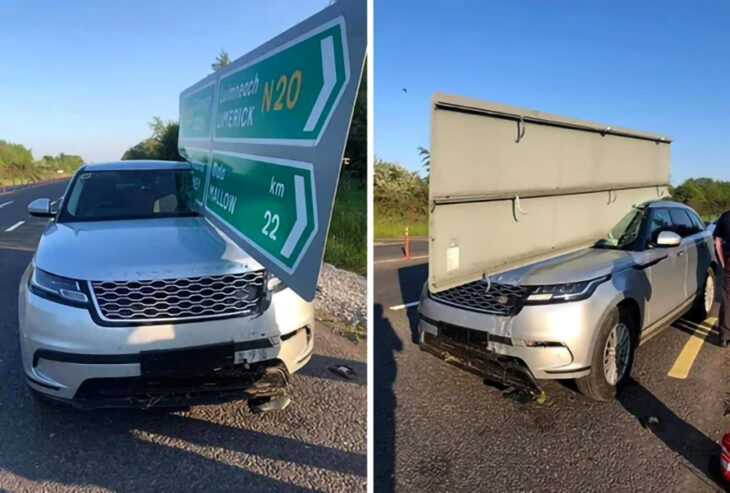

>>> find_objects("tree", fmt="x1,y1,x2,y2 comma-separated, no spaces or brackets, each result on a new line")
374,158,428,213
121,117,180,161
417,146,430,174
211,50,230,71
0,140,83,185
671,177,730,220
342,65,367,182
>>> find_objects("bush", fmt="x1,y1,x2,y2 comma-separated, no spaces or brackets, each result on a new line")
0,140,82,185
373,159,429,237
671,178,730,221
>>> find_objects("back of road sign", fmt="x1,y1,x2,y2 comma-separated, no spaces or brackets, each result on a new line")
178,0,366,301
429,92,671,293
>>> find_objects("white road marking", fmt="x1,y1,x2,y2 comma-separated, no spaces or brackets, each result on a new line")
5,220,25,232
375,254,428,264
389,301,420,311
0,201,13,209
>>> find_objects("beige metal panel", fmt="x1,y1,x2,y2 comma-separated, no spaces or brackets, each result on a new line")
430,93,670,200
430,186,669,292
429,93,671,292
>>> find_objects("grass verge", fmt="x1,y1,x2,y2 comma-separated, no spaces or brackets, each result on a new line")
323,178,366,276
374,204,428,237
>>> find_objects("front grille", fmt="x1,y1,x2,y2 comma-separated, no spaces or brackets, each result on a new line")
429,280,531,316
438,323,489,347
91,271,266,322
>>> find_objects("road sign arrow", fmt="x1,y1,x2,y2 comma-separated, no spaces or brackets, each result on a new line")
282,175,307,258
303,35,337,132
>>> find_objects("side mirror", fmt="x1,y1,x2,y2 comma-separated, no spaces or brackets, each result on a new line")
28,198,54,218
655,230,681,248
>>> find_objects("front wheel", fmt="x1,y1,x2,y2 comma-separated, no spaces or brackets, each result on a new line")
576,307,635,401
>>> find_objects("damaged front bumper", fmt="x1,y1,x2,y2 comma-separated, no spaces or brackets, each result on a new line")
42,360,291,410
419,316,541,394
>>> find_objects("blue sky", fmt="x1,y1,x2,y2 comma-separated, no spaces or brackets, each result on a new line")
0,0,326,162
375,0,730,184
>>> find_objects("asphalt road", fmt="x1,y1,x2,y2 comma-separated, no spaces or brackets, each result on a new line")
0,181,366,492
374,244,728,492
374,238,428,264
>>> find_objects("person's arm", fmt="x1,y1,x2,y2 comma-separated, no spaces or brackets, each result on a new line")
716,236,725,269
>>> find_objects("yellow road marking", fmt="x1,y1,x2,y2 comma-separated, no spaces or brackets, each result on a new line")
667,317,718,379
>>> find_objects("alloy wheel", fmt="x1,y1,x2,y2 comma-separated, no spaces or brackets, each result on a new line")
603,322,630,386
704,274,715,315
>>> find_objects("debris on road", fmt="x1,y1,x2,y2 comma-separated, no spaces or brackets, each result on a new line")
640,415,665,433
328,364,357,380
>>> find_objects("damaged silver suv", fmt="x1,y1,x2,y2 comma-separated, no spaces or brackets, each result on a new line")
19,161,314,410
419,200,716,401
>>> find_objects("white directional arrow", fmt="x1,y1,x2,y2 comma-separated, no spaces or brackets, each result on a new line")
281,175,307,258
303,35,336,132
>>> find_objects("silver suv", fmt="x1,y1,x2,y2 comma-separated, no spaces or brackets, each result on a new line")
418,200,716,401
19,161,314,409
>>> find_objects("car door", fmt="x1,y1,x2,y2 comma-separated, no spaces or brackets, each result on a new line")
668,208,701,301
677,208,711,298
644,208,688,325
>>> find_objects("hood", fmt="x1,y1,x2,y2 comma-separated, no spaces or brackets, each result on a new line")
489,247,639,286
34,217,263,281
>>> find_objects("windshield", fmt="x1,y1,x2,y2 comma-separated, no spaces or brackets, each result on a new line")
594,208,645,250
58,169,199,222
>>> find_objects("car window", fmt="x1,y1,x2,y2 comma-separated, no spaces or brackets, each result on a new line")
669,209,696,238
594,209,644,250
59,169,198,222
646,208,672,244
687,210,705,232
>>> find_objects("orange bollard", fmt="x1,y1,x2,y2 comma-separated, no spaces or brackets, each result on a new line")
404,226,410,260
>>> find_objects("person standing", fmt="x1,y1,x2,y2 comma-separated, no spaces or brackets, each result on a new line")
714,210,730,346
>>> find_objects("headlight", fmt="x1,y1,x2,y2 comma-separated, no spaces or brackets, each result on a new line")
525,275,610,304
266,272,286,294
30,266,89,305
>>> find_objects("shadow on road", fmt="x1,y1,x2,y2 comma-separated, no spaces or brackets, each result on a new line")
618,377,724,489
396,263,427,344
374,303,403,493
0,401,323,491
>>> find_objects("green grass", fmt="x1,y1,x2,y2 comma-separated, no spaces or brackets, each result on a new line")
323,178,366,275
0,174,71,187
374,204,428,238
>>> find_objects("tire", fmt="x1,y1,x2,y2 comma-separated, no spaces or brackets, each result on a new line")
687,267,716,322
576,307,636,401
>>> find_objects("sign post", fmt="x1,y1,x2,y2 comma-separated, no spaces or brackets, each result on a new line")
178,0,366,301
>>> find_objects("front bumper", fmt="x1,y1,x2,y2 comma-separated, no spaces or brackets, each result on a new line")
418,281,619,381
19,269,314,405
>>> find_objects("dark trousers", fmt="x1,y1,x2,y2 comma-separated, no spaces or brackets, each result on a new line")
722,264,730,343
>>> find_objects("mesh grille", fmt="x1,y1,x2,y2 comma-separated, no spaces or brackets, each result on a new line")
91,271,266,322
429,280,531,316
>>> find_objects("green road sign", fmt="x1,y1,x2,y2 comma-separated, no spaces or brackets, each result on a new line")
177,0,365,300
178,146,210,205
214,19,349,146
206,151,317,272
179,81,215,141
